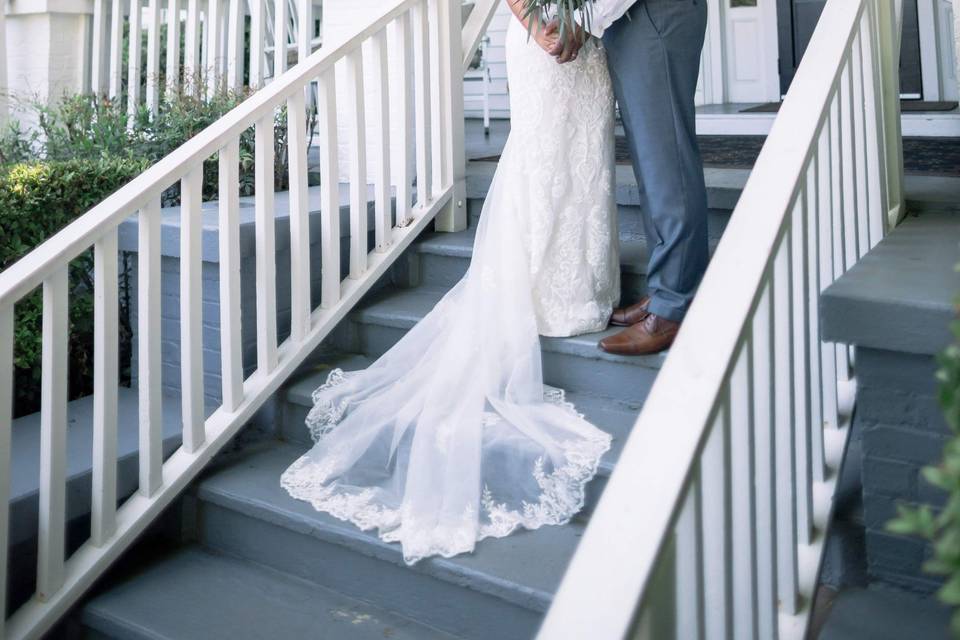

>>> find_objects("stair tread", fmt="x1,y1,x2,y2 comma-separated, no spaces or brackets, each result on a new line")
196,441,585,612
284,355,640,476
82,546,457,640
351,285,668,371
416,226,652,275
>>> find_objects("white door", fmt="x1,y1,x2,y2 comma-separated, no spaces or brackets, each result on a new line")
722,0,779,103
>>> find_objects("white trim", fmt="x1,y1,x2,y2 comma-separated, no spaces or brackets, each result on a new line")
696,109,960,136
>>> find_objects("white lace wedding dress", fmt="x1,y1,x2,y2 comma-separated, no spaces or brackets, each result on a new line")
280,18,619,564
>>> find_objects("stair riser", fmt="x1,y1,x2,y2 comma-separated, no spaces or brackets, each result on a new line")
418,252,649,303
345,322,657,404
469,200,733,240
197,501,544,640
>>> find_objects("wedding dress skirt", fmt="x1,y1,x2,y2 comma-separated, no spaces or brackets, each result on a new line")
280,19,620,564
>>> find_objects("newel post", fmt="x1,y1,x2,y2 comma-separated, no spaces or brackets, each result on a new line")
874,0,905,228
434,0,467,232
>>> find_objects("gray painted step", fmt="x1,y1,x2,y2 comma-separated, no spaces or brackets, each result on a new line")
194,442,585,640
81,545,458,640
278,357,641,513
333,285,666,404
817,586,951,640
412,223,721,303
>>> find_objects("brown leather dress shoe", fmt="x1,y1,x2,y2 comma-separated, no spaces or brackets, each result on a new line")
599,313,680,356
610,296,651,327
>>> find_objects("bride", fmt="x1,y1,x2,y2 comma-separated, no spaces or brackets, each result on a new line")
280,2,619,564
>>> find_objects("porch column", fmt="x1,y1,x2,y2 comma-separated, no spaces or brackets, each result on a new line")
4,0,93,125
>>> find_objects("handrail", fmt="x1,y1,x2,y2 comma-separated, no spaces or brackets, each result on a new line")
0,0,499,634
539,0,904,638
462,0,499,73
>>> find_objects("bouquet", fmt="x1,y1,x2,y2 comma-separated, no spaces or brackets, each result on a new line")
521,0,594,44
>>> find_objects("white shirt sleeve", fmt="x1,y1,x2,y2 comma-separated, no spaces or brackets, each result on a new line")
586,0,635,38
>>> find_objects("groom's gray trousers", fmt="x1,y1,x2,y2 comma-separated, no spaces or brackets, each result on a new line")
603,0,709,322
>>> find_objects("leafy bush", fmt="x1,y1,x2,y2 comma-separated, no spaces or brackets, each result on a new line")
19,91,306,204
888,304,960,636
0,158,149,416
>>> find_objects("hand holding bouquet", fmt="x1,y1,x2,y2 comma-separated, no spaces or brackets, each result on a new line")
521,0,594,46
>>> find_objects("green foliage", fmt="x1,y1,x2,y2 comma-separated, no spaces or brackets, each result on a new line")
888,310,960,636
19,91,307,205
0,158,149,416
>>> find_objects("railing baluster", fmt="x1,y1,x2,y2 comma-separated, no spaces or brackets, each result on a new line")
805,160,826,484
255,115,279,372
391,13,413,225
127,0,143,117
752,280,778,640
318,69,341,307
839,60,859,271
250,0,265,88
433,0,466,231
773,232,799,616
206,0,222,97
180,166,206,451
372,29,392,252
412,2,432,208
676,469,705,640
92,231,119,546
829,97,851,382
346,47,368,278
146,0,161,113
859,9,887,248
790,191,814,547
91,0,109,94
288,91,311,342
0,306,12,637
817,122,839,435
218,140,244,411
184,0,201,90
297,0,311,65
730,342,758,640
108,0,124,98
138,199,163,497
702,403,732,640
274,0,288,76
37,268,69,600
226,0,243,89
850,37,870,259
166,0,182,93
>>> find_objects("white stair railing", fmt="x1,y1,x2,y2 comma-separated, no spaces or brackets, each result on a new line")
90,0,318,107
0,0,490,633
540,0,904,638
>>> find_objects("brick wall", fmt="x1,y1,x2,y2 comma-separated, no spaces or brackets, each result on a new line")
857,346,950,594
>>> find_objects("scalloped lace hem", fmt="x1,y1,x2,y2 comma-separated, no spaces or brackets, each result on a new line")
282,373,612,565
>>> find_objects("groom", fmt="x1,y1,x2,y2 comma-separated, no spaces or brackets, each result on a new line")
549,0,709,356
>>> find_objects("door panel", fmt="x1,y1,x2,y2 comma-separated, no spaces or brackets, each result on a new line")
776,0,923,98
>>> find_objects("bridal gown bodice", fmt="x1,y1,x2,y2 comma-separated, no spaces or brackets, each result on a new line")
280,18,621,564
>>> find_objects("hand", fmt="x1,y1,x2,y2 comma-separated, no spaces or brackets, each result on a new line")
531,20,561,55
544,20,586,64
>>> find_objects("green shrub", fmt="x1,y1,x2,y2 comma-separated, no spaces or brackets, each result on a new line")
0,158,149,417
888,300,960,636
25,91,306,205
